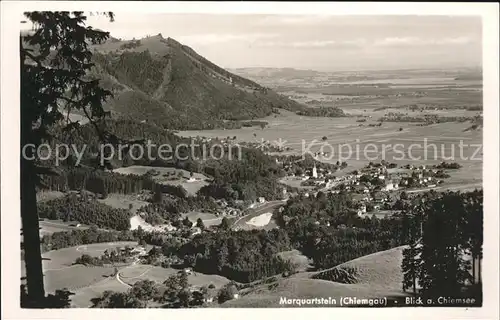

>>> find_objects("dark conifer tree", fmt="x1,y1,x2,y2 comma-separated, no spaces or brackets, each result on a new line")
21,11,114,304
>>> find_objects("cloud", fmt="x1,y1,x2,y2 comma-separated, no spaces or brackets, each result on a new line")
177,33,279,45
290,40,337,48
252,35,478,54
257,38,367,48
443,36,474,44
255,15,334,26
373,36,475,47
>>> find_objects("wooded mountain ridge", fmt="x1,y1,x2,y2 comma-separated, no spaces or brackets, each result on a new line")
88,34,306,130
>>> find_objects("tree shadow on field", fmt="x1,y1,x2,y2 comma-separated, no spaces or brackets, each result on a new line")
21,284,75,308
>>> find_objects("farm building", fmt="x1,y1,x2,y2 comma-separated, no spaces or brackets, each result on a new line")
373,192,389,203
164,224,177,232
383,181,399,191
191,227,202,236
131,247,148,256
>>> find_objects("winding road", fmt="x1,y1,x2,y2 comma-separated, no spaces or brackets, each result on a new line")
115,258,156,287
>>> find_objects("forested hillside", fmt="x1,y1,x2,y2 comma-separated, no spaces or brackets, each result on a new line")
89,35,306,130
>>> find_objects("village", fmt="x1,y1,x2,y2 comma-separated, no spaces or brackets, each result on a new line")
279,158,461,218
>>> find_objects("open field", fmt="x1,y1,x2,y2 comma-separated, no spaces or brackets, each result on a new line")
98,193,149,214
246,212,273,227
234,68,482,110
178,70,482,194
119,264,231,289
129,215,173,232
71,263,231,307
223,278,406,308
21,242,140,298
113,166,211,196
279,176,316,190
224,243,482,308
222,246,408,307
70,277,129,308
182,212,222,227
179,110,482,190
407,181,483,194
44,265,116,293
42,242,139,269
38,220,90,236
307,246,406,292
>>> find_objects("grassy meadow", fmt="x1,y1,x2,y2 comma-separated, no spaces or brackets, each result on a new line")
178,110,482,188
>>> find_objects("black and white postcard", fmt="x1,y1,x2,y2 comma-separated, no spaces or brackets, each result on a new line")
1,2,498,320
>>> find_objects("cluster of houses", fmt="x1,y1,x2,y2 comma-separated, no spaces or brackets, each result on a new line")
398,165,446,188
231,160,451,220
215,199,242,217
280,163,401,216
113,245,149,259
130,246,148,257
354,190,393,216
292,163,399,196
192,136,236,149
341,163,447,193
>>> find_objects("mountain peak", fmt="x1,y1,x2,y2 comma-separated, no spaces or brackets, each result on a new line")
165,37,182,47
143,33,164,41
90,35,306,129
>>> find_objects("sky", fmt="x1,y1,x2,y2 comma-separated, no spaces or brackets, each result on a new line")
58,14,484,71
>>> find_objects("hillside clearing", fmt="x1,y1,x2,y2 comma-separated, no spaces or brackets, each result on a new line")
38,220,90,236
129,215,172,232
98,193,149,213
70,277,129,308
44,265,116,293
246,212,273,227
223,277,405,308
182,212,222,227
120,264,231,289
112,166,210,196
223,246,408,307
309,246,405,292
26,242,140,271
